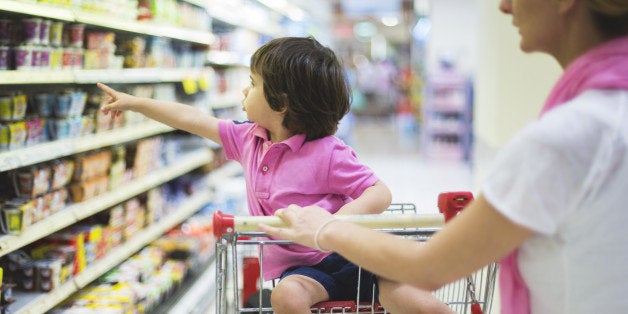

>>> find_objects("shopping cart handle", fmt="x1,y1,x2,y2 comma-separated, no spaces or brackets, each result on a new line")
438,191,474,221
212,210,446,237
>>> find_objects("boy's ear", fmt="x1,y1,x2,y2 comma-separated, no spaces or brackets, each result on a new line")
278,93,289,113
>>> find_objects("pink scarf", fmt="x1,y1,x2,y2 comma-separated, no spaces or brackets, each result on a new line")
499,35,628,314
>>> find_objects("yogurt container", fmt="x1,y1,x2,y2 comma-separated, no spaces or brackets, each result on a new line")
22,18,42,45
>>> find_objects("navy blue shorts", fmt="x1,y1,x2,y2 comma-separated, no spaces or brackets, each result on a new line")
280,253,378,302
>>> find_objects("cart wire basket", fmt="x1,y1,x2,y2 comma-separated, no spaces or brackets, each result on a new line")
213,192,498,314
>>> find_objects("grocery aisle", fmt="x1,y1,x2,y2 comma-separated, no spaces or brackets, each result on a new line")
349,116,474,214
351,116,500,314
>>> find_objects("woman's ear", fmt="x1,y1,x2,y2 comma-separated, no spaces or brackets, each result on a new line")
556,0,578,14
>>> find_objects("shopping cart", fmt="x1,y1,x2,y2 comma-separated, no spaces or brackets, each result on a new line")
213,192,497,314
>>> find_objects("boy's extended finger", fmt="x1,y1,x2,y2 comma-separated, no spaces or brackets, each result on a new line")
96,83,115,95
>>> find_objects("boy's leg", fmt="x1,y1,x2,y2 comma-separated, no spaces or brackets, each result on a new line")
377,277,455,314
271,274,328,314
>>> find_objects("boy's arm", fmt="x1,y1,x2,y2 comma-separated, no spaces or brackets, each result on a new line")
335,180,392,215
97,83,222,145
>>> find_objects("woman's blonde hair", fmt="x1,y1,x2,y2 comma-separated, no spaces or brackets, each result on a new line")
587,0,628,38
588,0,628,15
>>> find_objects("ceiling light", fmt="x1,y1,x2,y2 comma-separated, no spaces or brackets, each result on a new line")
354,21,377,38
256,0,307,22
381,17,399,27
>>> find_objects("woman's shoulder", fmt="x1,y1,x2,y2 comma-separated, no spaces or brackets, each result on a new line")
505,89,628,167
536,89,628,139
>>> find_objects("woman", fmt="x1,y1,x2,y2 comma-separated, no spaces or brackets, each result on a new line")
260,0,628,313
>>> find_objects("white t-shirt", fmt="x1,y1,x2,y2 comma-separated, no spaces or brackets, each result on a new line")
482,89,628,313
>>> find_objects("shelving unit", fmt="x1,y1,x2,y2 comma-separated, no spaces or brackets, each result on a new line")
422,70,473,162
0,0,212,44
204,1,282,38
0,68,208,85
0,0,310,312
0,1,219,312
13,190,213,314
3,149,213,312
0,148,213,257
0,120,172,172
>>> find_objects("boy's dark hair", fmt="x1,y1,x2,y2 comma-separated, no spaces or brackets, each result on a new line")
250,37,350,141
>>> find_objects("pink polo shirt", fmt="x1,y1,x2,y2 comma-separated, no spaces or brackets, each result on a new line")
219,120,379,279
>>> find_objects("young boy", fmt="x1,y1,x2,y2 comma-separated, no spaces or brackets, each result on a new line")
99,36,451,314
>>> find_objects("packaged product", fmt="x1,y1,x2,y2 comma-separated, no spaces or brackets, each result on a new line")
13,166,52,198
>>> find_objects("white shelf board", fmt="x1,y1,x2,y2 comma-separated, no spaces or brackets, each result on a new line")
0,121,173,172
12,279,78,314
0,70,74,84
167,259,217,314
0,0,74,21
206,51,249,67
207,160,243,186
73,68,159,84
181,0,207,10
206,4,282,38
151,24,213,45
0,68,207,85
0,149,213,258
0,0,212,45
211,92,242,110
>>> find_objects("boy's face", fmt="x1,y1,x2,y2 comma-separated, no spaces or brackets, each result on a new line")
242,72,284,131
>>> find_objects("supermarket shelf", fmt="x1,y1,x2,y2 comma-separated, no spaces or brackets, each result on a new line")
0,149,214,258
13,191,214,314
166,259,217,314
205,2,282,38
0,68,207,85
185,0,299,25
207,160,243,186
74,68,208,84
72,192,213,287
211,92,242,110
206,51,249,68
12,277,77,314
0,70,75,84
73,10,211,45
182,0,206,8
158,68,211,83
0,0,212,45
0,0,74,21
0,120,174,172
424,124,469,136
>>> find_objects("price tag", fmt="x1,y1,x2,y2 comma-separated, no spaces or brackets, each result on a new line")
198,76,209,91
182,78,198,95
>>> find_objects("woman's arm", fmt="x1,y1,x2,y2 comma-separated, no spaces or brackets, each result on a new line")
335,180,392,215
260,194,533,291
98,83,222,144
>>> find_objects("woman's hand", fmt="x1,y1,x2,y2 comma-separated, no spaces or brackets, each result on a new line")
97,82,138,117
259,204,336,250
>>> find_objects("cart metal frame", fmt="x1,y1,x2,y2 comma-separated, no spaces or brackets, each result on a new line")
215,203,497,314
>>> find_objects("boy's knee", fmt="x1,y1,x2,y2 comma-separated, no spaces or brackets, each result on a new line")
377,280,454,314
271,283,308,312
